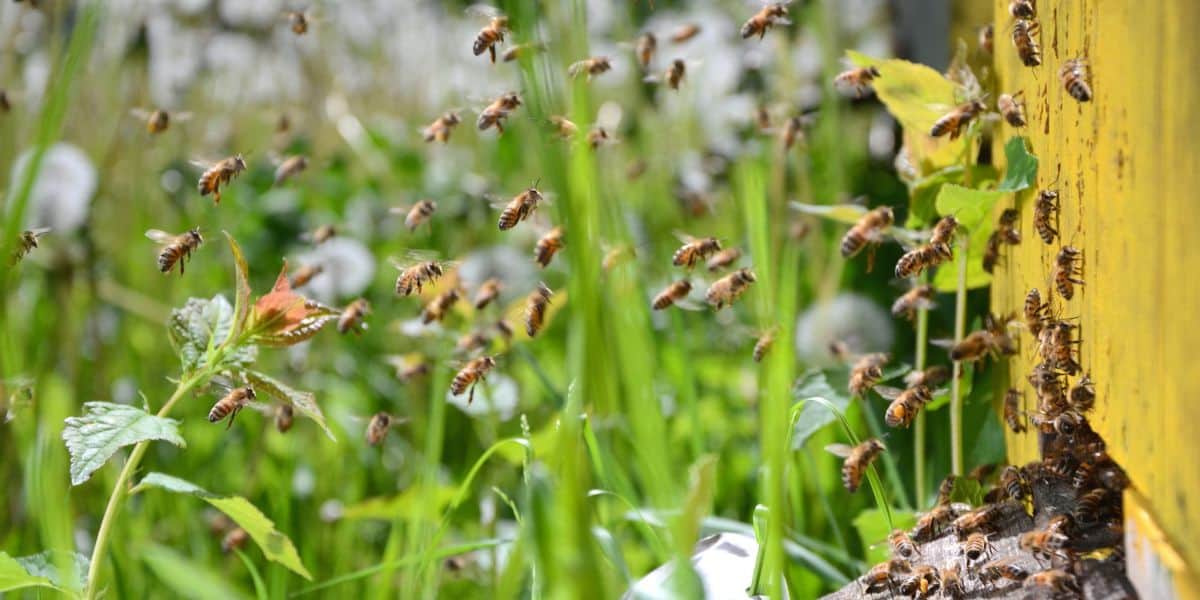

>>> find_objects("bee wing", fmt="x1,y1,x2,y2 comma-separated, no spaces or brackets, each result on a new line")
129,108,153,120
465,4,503,19
929,338,956,349
873,385,904,400
145,229,177,244
27,227,52,237
672,230,698,244
596,101,623,131
824,443,854,458
388,205,411,215
641,74,663,84
174,111,194,122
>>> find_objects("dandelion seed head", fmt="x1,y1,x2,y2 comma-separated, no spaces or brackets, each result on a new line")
12,143,96,233
795,293,894,367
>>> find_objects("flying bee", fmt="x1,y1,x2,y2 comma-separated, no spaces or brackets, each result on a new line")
338,298,370,334
1004,388,1027,433
11,227,50,264
891,284,936,320
392,253,453,296
940,565,965,600
468,5,509,63
196,154,247,204
273,155,308,186
912,504,957,542
983,231,1002,274
534,226,564,268
633,32,657,70
752,327,776,363
1012,19,1042,67
390,356,430,382
1020,530,1070,564
841,206,893,266
741,2,792,40
826,438,886,493
1070,373,1095,412
998,92,1027,127
652,279,693,310
705,268,756,310
888,529,920,560
275,403,294,433
1060,58,1093,102
978,558,1029,586
586,127,612,149
422,288,462,324
781,115,807,150
290,264,323,288
567,56,612,80
672,234,722,268
130,108,191,134
1010,0,1036,18
998,208,1021,244
930,99,986,140
497,182,545,230
477,92,521,133
550,115,579,139
644,58,689,90
145,228,203,275
848,352,889,397
422,112,462,143
222,528,249,553
494,318,514,341
524,283,552,337
456,329,492,354
208,384,257,430
1024,569,1080,595
894,245,944,279
302,224,337,245
878,384,933,429
0,89,10,113
450,355,497,405
670,23,701,43
501,42,545,63
941,327,1013,363
834,66,880,98
390,199,437,232
1054,245,1084,300
905,365,951,390
283,9,314,35
706,247,742,272
979,24,994,55
1033,190,1059,243
366,412,402,446
969,462,999,483
473,278,502,309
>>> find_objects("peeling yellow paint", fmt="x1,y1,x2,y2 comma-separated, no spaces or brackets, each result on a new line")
990,0,1200,588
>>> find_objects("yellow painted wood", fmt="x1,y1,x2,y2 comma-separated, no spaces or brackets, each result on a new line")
989,0,1200,585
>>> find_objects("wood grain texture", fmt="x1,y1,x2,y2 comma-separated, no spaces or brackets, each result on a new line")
989,0,1200,585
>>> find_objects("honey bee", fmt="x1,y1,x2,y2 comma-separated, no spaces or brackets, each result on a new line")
983,231,1003,274
979,24,994,55
940,565,965,600
586,127,612,149
998,208,1021,244
894,245,945,279
275,403,294,433
879,384,933,429
11,228,50,264
208,385,256,430
366,412,396,446
302,224,337,245
550,115,579,139
962,532,994,566
1010,0,1036,18
840,206,893,263
995,93,1027,129
1060,58,1093,102
935,474,958,506
672,235,722,269
145,228,203,275
395,199,437,232
912,504,957,542
130,108,191,134
1012,19,1042,67
422,112,462,143
930,100,986,140
969,463,999,483
494,318,514,342
422,288,461,324
338,298,370,334
891,284,936,321
273,155,308,186
752,328,776,363
567,56,612,80
952,503,1006,538
705,247,741,272
524,283,552,337
888,529,920,560
534,227,564,268
1001,465,1032,502
1070,373,1095,413
670,23,701,43
1019,530,1070,564
221,528,249,553
284,10,312,35
450,355,497,404
1038,320,1080,374
860,559,908,595
473,278,502,310
469,5,509,63
1023,288,1048,338
848,352,889,397
897,565,939,598
705,268,756,310
740,2,792,40
456,329,492,354
497,182,544,230
196,155,247,204
1073,488,1112,525
977,557,1029,586
652,280,693,310
1033,190,1059,244
477,92,521,133
501,42,545,63
946,330,995,362
0,89,10,113
1004,388,1027,433
834,66,881,98
781,115,806,150
826,438,886,493
290,264,323,288
904,365,950,390
657,59,688,90
1054,246,1084,300
393,255,451,296
1024,569,1080,595
392,357,431,382
634,32,657,70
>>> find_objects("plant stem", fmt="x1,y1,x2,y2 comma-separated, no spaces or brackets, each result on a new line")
86,370,208,599
913,274,930,507
949,236,969,476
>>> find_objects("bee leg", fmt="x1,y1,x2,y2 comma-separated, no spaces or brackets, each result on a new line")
489,45,496,64
866,244,877,273
226,406,240,430
468,382,477,405
496,120,505,134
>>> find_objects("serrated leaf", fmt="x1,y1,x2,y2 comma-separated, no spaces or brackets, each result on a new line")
13,551,88,592
134,472,312,580
142,544,251,600
243,370,335,441
168,296,259,372
0,552,58,594
62,402,185,486
853,508,917,565
998,136,1038,192
790,370,849,450
906,166,963,229
225,232,252,349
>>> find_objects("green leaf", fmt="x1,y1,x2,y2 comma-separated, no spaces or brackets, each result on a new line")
906,166,963,229
134,473,312,580
788,202,867,226
224,232,252,349
925,364,972,411
62,402,185,486
948,477,984,507
853,508,917,565
592,526,633,584
998,136,1038,192
789,370,847,449
0,552,59,594
340,485,457,521
243,370,334,441
13,551,88,592
141,544,250,600
934,184,1004,232
168,296,258,373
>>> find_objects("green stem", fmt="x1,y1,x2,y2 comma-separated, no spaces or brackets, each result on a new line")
949,235,969,475
913,274,930,507
86,370,209,599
